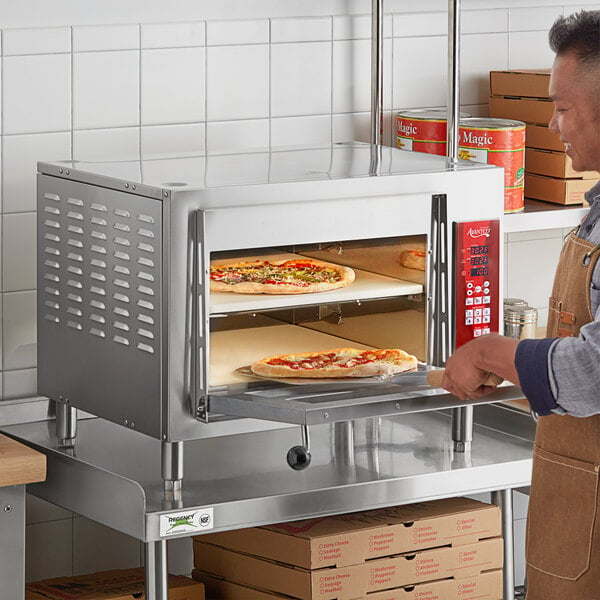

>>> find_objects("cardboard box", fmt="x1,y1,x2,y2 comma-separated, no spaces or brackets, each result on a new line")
195,497,501,569
25,568,204,600
489,95,554,125
193,569,503,600
525,173,596,205
193,537,503,600
525,124,564,152
490,69,550,98
526,148,599,179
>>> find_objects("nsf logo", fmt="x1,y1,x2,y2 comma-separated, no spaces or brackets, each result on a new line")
199,512,212,527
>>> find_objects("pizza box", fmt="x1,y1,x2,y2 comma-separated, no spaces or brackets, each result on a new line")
525,148,599,179
490,69,550,98
489,95,554,125
192,537,503,600
525,123,565,152
25,568,204,600
194,497,501,569
193,568,503,600
525,173,595,205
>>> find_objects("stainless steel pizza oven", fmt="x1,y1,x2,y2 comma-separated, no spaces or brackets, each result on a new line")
37,141,519,483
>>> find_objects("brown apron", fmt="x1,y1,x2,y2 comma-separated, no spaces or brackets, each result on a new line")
526,231,600,600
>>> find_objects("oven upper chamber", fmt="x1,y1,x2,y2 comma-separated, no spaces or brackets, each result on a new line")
36,141,505,443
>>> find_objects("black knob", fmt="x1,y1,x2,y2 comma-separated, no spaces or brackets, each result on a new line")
287,445,312,470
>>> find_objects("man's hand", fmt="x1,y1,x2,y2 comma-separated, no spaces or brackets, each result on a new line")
441,334,520,400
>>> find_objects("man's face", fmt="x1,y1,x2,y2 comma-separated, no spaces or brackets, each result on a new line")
548,52,600,173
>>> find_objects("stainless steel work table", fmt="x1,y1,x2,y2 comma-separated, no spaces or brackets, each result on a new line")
3,404,534,600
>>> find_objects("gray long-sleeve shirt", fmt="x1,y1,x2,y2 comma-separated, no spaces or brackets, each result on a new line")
515,181,600,417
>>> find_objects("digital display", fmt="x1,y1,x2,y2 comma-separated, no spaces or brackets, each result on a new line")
470,267,489,277
470,245,489,255
470,255,489,266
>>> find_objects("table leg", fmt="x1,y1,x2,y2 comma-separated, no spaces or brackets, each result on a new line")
0,485,25,600
492,488,515,600
144,539,168,600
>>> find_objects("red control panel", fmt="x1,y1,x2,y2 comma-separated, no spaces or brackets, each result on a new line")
454,219,500,348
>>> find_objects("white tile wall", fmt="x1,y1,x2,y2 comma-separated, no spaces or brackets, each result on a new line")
142,122,206,157
2,132,71,213
2,54,71,134
271,42,332,117
207,19,268,45
0,0,589,585
2,212,36,291
141,21,205,49
2,27,70,55
73,50,139,129
141,47,205,125
72,25,139,52
73,127,140,161
206,45,269,121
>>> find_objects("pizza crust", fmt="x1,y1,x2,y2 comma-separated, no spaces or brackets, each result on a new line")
251,347,418,379
210,259,355,295
399,249,426,271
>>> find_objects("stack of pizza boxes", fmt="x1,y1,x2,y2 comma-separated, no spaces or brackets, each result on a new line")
489,69,598,205
191,497,503,600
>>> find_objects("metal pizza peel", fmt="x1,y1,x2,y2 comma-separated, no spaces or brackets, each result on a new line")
390,367,504,393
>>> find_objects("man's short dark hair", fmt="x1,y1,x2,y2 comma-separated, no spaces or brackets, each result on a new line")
549,10,600,66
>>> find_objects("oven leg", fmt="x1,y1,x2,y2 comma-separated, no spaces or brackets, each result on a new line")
0,485,26,600
334,421,355,468
144,539,168,600
55,401,78,447
451,406,473,452
162,441,183,495
491,488,515,600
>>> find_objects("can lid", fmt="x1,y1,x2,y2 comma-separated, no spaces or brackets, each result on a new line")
396,108,471,120
504,297,529,307
504,305,538,323
460,117,526,130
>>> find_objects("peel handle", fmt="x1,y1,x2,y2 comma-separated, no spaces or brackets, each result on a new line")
426,369,504,389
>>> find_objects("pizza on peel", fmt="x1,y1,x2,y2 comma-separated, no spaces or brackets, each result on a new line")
210,258,355,295
250,347,418,379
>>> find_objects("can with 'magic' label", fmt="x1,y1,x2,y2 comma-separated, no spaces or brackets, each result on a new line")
395,109,470,156
396,111,526,213
459,118,526,214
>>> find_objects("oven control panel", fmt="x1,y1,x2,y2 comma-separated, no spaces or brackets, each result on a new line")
454,219,500,348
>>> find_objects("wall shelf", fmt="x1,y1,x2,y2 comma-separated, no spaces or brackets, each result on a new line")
504,199,589,233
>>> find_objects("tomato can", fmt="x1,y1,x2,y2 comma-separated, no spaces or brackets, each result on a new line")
459,118,526,214
395,109,470,156
396,112,526,213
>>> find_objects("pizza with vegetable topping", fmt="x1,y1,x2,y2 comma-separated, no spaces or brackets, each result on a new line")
250,347,418,379
210,258,355,295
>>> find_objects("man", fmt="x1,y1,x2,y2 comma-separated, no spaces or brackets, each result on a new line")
441,10,600,600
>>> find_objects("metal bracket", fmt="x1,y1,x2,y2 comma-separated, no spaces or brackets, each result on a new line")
429,194,450,366
318,303,343,325
191,209,210,423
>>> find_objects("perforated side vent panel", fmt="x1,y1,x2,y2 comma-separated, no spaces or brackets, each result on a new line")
37,176,163,438
40,190,161,356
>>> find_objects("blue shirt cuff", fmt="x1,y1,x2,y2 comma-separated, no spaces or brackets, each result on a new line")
515,338,558,416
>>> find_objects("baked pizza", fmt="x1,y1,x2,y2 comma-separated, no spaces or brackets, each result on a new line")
399,249,426,271
250,347,418,379
210,258,355,295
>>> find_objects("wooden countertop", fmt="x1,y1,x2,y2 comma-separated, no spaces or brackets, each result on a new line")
0,433,46,487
